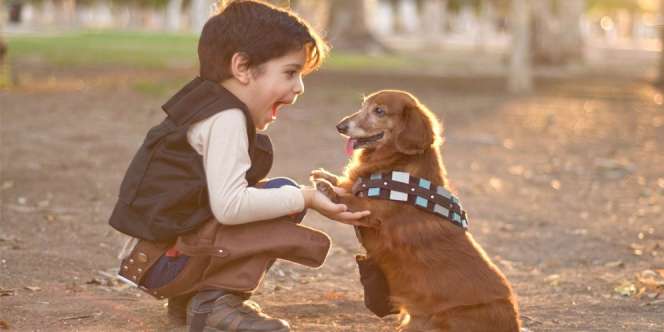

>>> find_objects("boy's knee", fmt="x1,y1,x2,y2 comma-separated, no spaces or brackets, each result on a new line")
262,177,306,223
263,177,299,189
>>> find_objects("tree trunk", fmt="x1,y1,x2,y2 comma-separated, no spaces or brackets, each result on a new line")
389,0,405,34
558,0,586,64
166,0,184,32
530,0,585,66
60,0,77,26
190,0,211,33
422,0,445,40
294,0,330,33
658,0,664,87
530,0,561,65
509,0,532,93
476,0,496,52
327,0,385,52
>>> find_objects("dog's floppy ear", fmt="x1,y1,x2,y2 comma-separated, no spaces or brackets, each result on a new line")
395,103,435,155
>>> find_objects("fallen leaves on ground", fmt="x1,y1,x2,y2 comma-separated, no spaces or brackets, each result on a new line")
614,269,664,303
614,280,637,297
544,274,561,287
323,291,347,301
0,288,16,297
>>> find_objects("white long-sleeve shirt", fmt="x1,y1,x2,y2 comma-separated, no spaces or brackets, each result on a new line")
186,108,305,225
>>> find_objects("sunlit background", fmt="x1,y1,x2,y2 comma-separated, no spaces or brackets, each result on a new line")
1,1,664,331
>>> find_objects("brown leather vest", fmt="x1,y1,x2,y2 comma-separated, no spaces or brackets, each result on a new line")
109,77,273,242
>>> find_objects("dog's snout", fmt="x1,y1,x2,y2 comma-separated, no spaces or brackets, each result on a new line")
336,122,349,134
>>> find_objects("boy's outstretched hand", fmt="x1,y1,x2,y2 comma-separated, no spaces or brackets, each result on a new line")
301,186,372,227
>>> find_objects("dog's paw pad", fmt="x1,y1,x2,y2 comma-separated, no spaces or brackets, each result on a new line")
314,180,339,202
310,169,338,185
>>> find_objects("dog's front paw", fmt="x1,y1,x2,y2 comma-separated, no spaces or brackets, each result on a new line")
353,216,381,229
313,178,340,203
310,168,340,186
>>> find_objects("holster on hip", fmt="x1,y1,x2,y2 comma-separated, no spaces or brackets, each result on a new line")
177,217,331,293
118,216,331,298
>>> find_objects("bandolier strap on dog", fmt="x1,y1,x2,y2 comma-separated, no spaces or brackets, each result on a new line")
352,171,469,229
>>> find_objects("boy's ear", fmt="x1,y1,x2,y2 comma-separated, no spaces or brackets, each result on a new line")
230,52,251,85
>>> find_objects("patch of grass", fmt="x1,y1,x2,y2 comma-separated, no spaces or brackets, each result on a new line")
8,30,198,69
131,77,191,97
325,52,417,71
7,30,425,72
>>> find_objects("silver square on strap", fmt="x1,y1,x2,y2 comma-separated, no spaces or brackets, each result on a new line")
415,196,428,208
391,171,410,183
389,190,408,201
433,204,450,217
418,178,431,189
368,187,380,197
370,173,382,180
436,186,451,199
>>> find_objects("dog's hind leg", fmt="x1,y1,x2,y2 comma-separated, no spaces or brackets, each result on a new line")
401,315,449,332
431,299,520,332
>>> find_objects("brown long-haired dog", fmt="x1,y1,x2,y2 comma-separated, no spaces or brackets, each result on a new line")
311,90,520,332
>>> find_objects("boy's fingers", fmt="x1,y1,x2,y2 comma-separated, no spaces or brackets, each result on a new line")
337,210,370,220
334,203,348,212
332,186,348,195
322,202,347,213
335,217,374,227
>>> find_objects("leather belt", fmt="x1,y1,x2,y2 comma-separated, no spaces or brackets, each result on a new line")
117,240,171,299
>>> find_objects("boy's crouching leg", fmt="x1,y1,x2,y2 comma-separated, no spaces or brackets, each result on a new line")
259,177,307,223
167,292,194,325
187,290,290,332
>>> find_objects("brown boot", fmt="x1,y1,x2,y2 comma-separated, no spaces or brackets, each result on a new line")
187,291,289,332
167,293,194,325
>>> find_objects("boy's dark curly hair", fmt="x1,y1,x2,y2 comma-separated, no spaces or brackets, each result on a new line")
198,0,329,82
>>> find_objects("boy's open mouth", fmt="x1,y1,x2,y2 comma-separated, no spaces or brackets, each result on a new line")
271,101,291,119
345,132,384,155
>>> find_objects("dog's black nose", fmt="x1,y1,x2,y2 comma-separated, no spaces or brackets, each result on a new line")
336,123,349,134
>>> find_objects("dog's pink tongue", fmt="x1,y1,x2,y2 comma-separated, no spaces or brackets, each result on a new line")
345,138,355,157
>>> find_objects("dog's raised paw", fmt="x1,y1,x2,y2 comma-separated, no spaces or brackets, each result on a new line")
314,179,339,203
310,168,339,186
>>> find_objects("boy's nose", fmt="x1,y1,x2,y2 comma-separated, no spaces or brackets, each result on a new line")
293,76,304,95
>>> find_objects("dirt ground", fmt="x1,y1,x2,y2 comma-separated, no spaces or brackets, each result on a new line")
1,57,663,331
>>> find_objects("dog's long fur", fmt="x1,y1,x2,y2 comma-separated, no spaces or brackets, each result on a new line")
312,90,520,332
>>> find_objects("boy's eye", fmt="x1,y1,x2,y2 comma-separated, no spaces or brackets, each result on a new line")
285,71,298,78
373,107,385,116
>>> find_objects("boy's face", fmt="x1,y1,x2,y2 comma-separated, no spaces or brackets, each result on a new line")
245,48,306,130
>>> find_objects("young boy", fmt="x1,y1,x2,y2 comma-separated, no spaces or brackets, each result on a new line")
108,1,369,331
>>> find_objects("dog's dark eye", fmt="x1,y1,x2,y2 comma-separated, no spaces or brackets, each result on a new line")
373,107,385,116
